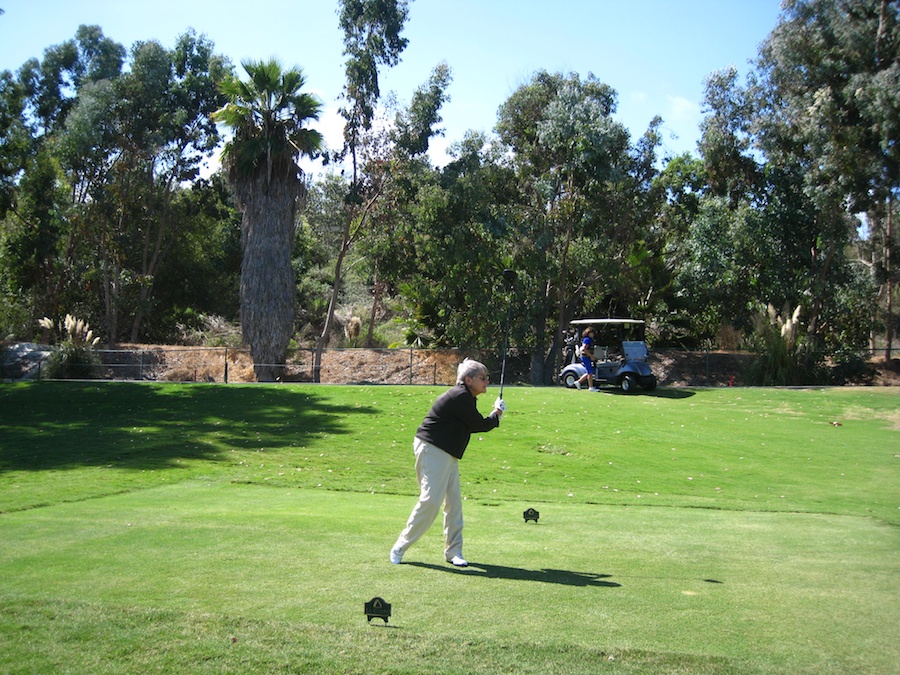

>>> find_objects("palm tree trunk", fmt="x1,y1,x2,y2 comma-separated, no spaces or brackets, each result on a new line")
238,174,299,381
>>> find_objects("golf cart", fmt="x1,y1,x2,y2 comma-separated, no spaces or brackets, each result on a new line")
560,319,657,392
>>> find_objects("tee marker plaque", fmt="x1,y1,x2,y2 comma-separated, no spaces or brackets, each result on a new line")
365,596,392,623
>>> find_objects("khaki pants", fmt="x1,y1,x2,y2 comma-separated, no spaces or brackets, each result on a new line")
393,437,464,560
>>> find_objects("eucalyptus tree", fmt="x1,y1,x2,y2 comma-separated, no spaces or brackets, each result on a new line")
2,26,125,338
0,68,24,336
752,0,899,354
691,63,854,349
0,70,29,219
17,24,125,137
0,70,34,336
365,126,510,351
312,0,410,380
43,30,229,343
652,153,709,344
363,60,451,343
214,59,323,381
495,71,636,383
301,61,453,351
687,67,769,342
115,31,230,341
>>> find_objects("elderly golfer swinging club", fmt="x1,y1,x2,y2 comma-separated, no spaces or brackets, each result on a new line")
390,357,506,568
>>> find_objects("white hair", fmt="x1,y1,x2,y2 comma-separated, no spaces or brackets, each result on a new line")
456,358,487,385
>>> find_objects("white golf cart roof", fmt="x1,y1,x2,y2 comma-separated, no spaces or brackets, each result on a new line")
570,318,645,326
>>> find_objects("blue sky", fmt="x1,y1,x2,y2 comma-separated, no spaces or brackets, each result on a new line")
1,0,785,171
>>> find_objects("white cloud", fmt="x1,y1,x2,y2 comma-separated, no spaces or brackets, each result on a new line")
666,95,700,124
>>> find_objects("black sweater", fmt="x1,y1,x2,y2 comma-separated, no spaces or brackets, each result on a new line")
415,383,500,459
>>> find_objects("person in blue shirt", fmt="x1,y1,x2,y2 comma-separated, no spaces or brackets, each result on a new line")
390,359,505,567
576,326,599,391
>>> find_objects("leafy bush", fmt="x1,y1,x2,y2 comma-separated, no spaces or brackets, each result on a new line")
828,347,871,384
744,304,824,386
37,315,102,379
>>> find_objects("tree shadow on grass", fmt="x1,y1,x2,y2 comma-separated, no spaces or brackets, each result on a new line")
600,387,696,399
0,381,375,472
407,561,621,587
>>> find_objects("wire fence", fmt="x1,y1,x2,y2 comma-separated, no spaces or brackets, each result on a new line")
3,346,491,385
2,343,885,386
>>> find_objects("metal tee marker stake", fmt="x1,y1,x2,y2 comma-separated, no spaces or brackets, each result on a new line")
499,269,517,399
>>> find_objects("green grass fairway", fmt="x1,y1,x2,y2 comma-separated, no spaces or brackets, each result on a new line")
1,382,898,673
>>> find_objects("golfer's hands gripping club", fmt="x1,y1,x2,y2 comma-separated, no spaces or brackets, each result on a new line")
493,397,507,416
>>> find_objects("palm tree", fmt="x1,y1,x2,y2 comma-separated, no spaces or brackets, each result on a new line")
213,59,323,381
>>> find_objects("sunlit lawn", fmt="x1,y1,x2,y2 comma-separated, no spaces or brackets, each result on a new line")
0,382,897,673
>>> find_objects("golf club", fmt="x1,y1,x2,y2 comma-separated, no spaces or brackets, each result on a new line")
498,269,517,399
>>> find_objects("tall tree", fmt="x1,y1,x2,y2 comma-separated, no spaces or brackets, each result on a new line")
495,71,634,384
373,130,510,350
0,70,29,219
214,59,323,381
312,0,411,381
752,0,899,355
117,31,229,341
364,60,451,343
46,30,229,343
4,26,126,337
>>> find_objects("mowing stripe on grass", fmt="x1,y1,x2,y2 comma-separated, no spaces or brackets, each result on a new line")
1,483,897,673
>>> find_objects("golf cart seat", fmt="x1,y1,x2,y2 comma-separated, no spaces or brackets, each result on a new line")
622,341,649,361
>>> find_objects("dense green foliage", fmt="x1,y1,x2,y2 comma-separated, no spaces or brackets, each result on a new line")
0,0,897,384
0,382,897,673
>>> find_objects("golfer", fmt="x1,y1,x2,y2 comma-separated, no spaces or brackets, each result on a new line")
390,359,505,567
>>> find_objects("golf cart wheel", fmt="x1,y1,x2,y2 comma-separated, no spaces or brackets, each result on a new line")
621,373,637,393
563,372,578,389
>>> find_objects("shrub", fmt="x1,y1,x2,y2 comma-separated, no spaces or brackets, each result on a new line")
37,315,102,379
178,314,242,348
744,304,824,386
828,347,871,384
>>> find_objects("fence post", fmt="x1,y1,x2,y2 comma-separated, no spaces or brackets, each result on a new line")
705,345,710,387
224,348,229,384
409,349,413,385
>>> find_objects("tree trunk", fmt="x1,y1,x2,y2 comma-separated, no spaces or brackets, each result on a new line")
885,193,893,359
101,214,121,343
130,170,179,342
366,267,383,347
313,216,351,382
313,189,382,381
238,174,299,382
806,235,838,356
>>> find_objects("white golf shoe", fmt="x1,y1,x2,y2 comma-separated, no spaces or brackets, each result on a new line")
447,555,468,567
390,547,403,564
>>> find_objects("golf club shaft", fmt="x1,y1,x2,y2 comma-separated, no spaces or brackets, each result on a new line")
499,301,512,398
498,269,517,401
